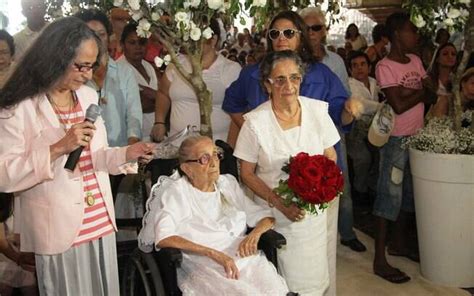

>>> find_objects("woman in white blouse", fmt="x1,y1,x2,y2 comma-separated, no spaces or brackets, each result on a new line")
139,136,289,295
234,50,340,295
151,18,241,142
118,22,158,141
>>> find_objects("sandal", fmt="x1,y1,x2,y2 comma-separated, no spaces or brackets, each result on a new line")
374,268,411,284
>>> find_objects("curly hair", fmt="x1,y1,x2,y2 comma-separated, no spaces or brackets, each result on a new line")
0,17,102,109
74,8,112,36
385,12,410,43
0,29,14,57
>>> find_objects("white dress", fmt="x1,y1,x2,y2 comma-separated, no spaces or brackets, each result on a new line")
234,96,340,296
166,55,241,141
139,173,289,296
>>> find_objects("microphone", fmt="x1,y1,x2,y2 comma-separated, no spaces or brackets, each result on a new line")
64,104,102,171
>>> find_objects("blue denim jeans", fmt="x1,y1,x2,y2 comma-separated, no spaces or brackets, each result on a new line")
373,136,415,221
337,133,357,241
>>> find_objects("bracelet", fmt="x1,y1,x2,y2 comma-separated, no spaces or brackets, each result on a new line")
154,122,166,125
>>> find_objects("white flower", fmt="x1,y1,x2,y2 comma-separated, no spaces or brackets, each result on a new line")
113,0,123,6
128,0,141,11
219,2,230,12
183,31,190,41
190,0,201,8
70,5,80,14
154,54,171,68
460,8,469,18
137,18,152,38
175,11,189,23
202,27,213,39
190,27,201,41
130,10,143,22
459,0,470,4
413,15,426,28
447,8,461,19
253,0,266,7
207,0,223,10
151,12,160,21
154,56,164,68
444,18,455,26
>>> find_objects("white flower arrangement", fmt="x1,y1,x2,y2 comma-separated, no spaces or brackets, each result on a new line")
404,111,474,155
403,0,471,33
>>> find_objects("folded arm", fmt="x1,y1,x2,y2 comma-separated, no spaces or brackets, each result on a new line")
384,78,436,114
158,235,240,279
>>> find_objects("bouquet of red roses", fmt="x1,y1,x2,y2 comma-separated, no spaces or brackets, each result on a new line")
273,152,344,215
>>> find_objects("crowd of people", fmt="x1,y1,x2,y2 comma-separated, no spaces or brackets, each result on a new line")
0,0,473,295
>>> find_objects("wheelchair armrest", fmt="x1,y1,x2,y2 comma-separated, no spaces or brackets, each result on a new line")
155,248,183,296
116,218,142,228
256,229,286,270
156,247,183,268
258,229,286,250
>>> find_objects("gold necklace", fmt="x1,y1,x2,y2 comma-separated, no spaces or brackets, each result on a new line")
47,92,76,126
271,101,301,122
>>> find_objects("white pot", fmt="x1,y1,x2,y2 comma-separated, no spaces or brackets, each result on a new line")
409,148,474,287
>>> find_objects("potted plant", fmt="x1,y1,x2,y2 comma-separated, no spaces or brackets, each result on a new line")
403,0,474,287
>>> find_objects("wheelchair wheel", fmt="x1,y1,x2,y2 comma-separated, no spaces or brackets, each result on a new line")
121,248,166,296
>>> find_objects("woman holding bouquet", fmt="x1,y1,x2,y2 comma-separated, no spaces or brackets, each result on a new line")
234,50,340,295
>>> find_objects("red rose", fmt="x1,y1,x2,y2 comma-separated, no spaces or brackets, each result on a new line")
287,153,343,204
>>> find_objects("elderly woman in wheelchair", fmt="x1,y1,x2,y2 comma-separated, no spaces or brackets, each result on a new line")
138,136,289,295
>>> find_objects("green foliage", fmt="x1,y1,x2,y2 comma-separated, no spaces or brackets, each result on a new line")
273,179,333,215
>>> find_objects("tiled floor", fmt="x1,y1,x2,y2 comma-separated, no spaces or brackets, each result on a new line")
337,230,471,296
343,200,473,296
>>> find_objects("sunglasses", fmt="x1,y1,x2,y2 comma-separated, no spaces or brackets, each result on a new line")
307,24,324,32
73,62,100,73
185,150,224,165
268,74,302,87
268,29,301,41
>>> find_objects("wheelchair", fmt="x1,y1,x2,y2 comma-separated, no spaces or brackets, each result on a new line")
116,140,291,296
120,228,287,296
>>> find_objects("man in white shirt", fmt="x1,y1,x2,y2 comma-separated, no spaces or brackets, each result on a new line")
14,0,47,60
347,51,382,206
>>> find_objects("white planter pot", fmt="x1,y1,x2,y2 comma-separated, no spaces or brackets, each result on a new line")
409,148,474,287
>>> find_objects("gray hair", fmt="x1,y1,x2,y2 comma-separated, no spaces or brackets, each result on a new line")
178,135,213,163
299,7,326,25
260,50,306,92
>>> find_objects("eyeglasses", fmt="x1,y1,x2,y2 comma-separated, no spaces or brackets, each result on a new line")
73,62,100,73
307,24,324,32
185,150,224,165
268,74,302,87
268,29,301,41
